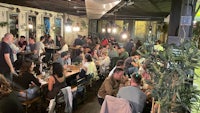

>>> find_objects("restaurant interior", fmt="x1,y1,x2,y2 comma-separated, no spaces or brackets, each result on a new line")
0,0,200,113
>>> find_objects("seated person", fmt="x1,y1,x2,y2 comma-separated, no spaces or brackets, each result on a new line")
117,73,146,113
57,39,69,54
47,62,67,99
97,51,110,75
97,68,124,105
55,51,71,69
118,47,129,60
108,60,124,77
154,40,164,52
124,55,140,76
13,60,41,101
80,53,98,80
0,74,24,113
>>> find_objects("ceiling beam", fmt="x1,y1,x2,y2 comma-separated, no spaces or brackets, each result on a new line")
147,0,162,11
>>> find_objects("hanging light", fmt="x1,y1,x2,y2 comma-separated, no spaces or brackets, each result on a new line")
28,24,33,29
112,24,117,34
107,28,111,33
65,15,72,32
73,23,80,32
65,25,72,32
102,28,106,33
122,33,128,39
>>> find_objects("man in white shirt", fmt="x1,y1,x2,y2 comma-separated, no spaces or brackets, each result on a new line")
36,36,45,57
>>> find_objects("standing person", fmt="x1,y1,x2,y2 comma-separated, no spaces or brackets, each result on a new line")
0,33,16,80
0,74,24,113
97,68,124,105
18,35,27,51
117,73,146,113
36,36,45,57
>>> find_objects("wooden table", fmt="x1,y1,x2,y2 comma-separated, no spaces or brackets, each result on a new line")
64,69,80,78
64,65,81,86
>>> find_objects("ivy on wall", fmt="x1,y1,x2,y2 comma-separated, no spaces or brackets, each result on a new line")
0,22,9,28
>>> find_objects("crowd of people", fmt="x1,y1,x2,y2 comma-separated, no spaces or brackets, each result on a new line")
0,32,164,113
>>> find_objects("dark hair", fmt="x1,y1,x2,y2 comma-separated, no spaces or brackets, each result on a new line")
113,68,124,73
52,62,63,78
61,51,68,58
85,53,92,62
40,36,45,41
116,60,124,66
19,59,33,75
20,35,25,39
29,37,35,41
131,73,142,84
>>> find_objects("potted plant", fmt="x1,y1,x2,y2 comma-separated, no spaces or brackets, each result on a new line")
138,38,200,113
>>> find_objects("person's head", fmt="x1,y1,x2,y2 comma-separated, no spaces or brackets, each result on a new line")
101,50,108,57
95,44,100,49
40,36,45,42
119,48,125,53
29,37,35,44
57,35,62,41
116,60,124,69
85,53,92,62
113,68,124,80
0,74,12,99
156,40,161,44
3,33,14,44
20,59,35,74
131,73,142,86
52,62,63,78
48,35,52,40
61,51,70,59
20,36,26,42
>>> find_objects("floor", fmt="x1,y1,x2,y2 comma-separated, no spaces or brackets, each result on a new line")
73,80,102,113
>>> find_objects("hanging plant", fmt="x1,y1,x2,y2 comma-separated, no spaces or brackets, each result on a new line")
0,22,9,28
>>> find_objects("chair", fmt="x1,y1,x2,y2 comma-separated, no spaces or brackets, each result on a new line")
52,87,73,113
100,95,133,113
20,89,41,113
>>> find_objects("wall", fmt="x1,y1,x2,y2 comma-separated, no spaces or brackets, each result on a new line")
0,3,89,45
63,14,88,45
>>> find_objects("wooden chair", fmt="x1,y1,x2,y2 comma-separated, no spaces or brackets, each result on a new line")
20,89,41,113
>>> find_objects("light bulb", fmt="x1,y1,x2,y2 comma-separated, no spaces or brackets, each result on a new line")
112,28,117,34
28,24,33,29
65,25,72,32
122,33,127,39
107,28,111,33
102,28,106,33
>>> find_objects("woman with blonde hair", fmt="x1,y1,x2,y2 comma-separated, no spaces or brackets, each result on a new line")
0,74,24,113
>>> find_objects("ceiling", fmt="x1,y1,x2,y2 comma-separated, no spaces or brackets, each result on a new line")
0,0,172,20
